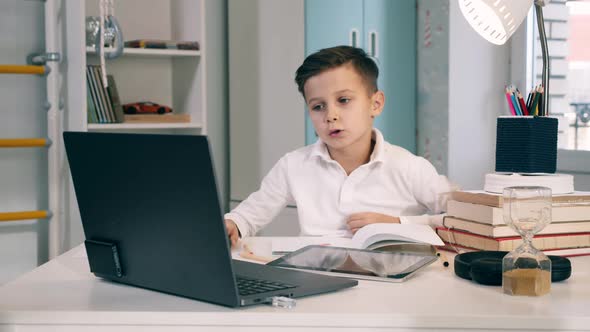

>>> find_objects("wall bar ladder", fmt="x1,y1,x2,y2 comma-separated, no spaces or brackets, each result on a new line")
0,211,52,222
0,65,47,75
0,138,51,148
0,0,62,260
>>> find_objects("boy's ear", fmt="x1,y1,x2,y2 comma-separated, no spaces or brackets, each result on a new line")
370,90,385,117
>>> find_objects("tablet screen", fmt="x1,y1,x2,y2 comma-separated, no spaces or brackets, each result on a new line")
267,245,438,282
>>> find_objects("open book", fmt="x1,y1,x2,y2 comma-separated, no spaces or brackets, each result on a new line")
271,223,444,255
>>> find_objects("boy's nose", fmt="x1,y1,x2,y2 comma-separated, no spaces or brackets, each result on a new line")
326,109,339,122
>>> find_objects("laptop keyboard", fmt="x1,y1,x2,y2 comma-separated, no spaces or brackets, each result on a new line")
236,275,296,296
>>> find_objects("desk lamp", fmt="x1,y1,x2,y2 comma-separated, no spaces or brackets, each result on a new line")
457,0,573,194
458,0,549,115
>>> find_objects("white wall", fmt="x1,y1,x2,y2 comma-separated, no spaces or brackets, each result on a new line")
228,0,305,236
0,0,48,284
228,0,305,202
448,0,510,190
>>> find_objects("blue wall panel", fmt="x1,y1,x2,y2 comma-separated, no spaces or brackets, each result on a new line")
304,0,416,152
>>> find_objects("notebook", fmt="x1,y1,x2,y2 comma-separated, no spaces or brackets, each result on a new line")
63,132,357,307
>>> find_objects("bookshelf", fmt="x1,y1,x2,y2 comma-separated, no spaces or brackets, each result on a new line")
69,0,208,133
64,0,228,246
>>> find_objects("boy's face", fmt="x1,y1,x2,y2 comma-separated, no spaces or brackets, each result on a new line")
304,64,384,154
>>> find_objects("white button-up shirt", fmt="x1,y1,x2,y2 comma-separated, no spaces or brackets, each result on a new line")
225,129,453,238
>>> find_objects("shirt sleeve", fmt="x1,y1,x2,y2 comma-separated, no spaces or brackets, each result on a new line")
399,213,446,228
224,156,292,238
399,156,457,228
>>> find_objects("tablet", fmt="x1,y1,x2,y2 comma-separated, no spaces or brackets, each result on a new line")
267,245,438,282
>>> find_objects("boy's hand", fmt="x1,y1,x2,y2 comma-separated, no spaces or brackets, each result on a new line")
225,219,240,248
346,212,400,234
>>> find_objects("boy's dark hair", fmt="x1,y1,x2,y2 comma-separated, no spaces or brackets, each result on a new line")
294,45,379,98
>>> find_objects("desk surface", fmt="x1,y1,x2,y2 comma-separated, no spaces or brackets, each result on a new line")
0,237,589,332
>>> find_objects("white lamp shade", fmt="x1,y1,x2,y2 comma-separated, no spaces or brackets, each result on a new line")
458,0,533,45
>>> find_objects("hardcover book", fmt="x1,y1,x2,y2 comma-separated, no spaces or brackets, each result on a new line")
436,227,590,251
443,216,590,238
90,65,115,123
447,200,590,225
451,190,590,208
439,242,590,257
106,75,125,123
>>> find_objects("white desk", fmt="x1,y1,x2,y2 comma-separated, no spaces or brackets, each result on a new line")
0,237,589,332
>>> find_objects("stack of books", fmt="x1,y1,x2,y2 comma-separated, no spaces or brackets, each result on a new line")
86,65,124,124
437,190,590,257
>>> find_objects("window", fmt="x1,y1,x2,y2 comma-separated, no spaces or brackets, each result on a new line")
531,0,590,151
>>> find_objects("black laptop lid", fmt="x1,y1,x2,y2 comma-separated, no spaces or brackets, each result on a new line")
64,132,240,307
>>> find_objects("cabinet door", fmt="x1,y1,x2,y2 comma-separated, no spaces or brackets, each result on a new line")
304,0,416,153
364,0,416,152
304,0,364,144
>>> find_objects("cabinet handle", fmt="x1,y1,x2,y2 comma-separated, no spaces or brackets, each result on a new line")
349,28,359,48
368,30,378,58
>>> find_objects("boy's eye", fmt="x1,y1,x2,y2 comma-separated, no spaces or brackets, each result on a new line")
311,103,325,111
339,97,351,104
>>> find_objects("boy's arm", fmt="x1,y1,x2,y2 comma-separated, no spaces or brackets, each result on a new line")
399,156,457,227
224,157,292,238
399,214,445,227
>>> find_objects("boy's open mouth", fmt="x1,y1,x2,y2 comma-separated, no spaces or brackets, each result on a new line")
329,129,343,137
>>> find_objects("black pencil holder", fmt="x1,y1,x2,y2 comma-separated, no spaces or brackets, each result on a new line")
495,116,558,174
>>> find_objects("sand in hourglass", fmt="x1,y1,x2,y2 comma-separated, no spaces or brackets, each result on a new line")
503,269,551,296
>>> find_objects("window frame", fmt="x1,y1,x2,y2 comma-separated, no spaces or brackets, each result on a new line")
510,7,590,174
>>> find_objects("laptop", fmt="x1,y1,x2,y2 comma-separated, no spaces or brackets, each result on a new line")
63,132,357,307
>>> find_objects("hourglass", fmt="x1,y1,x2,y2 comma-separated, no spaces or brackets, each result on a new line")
502,186,552,296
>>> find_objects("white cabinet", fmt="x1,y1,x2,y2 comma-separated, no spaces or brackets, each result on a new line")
64,0,227,248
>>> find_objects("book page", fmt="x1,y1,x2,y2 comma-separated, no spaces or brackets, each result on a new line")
351,223,444,249
271,237,354,254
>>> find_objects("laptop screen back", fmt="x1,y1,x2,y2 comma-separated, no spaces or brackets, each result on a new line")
64,132,240,307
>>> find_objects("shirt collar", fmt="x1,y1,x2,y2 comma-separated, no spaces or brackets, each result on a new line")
308,128,386,164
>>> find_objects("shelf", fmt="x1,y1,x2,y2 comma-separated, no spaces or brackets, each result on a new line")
87,122,203,130
86,47,200,58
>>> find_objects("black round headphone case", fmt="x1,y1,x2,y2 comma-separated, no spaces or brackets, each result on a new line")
454,251,572,286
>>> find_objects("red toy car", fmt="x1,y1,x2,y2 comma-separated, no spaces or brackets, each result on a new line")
123,102,172,114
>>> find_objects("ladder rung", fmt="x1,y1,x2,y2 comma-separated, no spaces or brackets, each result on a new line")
0,210,50,222
0,138,50,148
0,64,46,75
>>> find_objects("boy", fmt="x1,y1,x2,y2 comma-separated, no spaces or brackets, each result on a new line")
225,46,452,247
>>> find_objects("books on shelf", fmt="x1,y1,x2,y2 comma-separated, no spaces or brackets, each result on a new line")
124,39,200,50
436,227,590,251
271,223,444,255
443,216,590,238
447,200,590,226
86,65,123,124
106,75,125,123
451,190,590,208
86,65,190,125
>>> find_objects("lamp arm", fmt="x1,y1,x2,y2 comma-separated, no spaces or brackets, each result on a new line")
535,0,550,116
